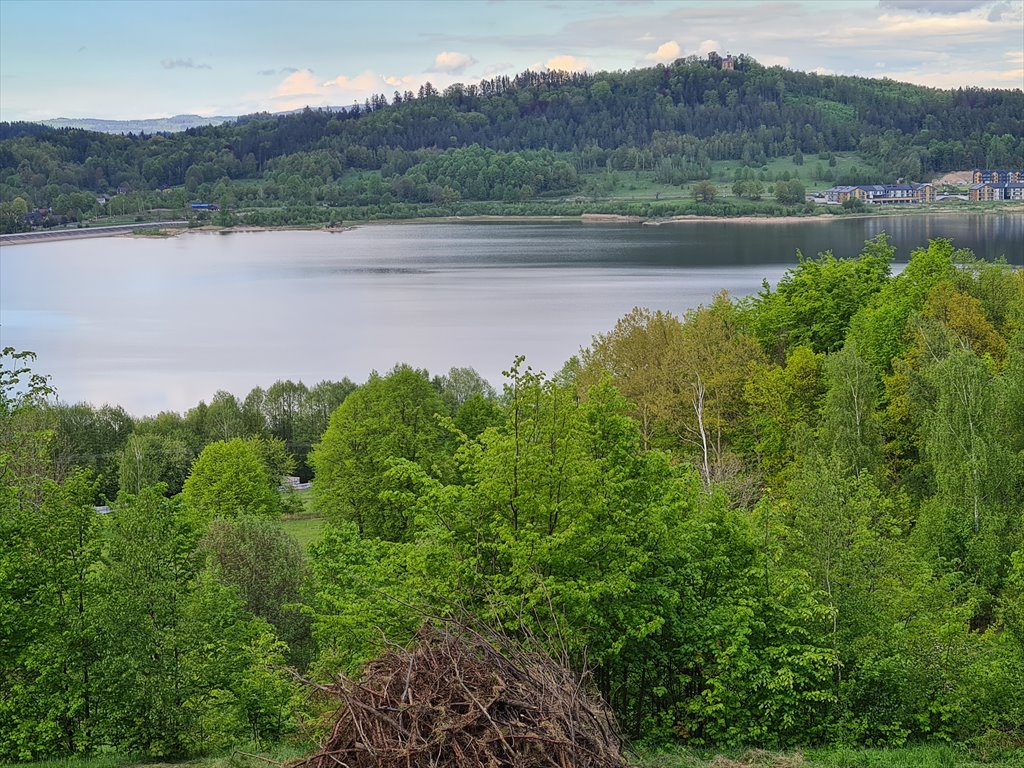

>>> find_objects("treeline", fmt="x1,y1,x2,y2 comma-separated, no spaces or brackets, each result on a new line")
2,236,1024,760
45,378,357,503
2,55,1022,225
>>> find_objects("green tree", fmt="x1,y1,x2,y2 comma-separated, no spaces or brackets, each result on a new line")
202,390,246,442
692,180,718,202
311,365,450,539
181,438,282,526
847,238,959,372
293,379,357,463
578,307,685,450
199,517,313,666
775,179,805,205
821,345,883,478
752,234,894,359
0,196,29,234
0,472,100,759
310,366,837,744
743,345,824,478
117,432,191,496
915,349,1015,603
50,403,135,502
93,488,295,756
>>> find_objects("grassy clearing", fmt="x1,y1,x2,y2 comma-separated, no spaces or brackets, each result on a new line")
707,152,872,193
574,152,878,205
280,489,325,549
281,514,325,548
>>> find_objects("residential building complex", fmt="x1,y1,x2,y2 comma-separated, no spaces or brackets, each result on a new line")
972,169,1023,184
823,183,935,205
969,181,1024,201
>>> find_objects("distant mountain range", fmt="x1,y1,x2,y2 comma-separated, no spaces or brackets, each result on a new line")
40,114,236,134
40,106,357,134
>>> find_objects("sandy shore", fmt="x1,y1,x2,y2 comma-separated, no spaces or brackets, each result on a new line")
646,214,836,225
581,213,645,224
3,205,1020,245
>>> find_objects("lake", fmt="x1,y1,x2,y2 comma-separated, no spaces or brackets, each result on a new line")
2,214,1021,415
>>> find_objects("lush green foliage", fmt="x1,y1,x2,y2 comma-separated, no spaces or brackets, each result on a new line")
2,240,1023,761
181,437,285,524
301,241,1024,753
2,55,1022,230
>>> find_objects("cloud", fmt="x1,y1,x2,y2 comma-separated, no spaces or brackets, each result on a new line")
482,62,515,77
880,63,1024,87
695,39,721,56
546,54,590,71
878,0,989,12
644,40,681,63
269,67,465,112
239,0,1024,114
812,66,835,75
161,58,211,70
987,1,1013,21
433,51,477,74
275,69,322,98
258,66,299,76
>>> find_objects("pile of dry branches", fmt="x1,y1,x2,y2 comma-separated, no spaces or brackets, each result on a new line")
295,623,628,768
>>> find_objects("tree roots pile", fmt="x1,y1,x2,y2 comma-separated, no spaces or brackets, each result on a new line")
296,623,627,768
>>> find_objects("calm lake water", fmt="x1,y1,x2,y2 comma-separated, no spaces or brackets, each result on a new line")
2,214,1021,415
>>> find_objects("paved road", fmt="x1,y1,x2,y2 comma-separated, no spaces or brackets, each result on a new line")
0,221,187,245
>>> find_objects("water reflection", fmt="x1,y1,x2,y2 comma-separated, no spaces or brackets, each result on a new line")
2,215,1020,414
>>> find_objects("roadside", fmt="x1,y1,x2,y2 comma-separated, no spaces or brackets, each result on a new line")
0,221,187,246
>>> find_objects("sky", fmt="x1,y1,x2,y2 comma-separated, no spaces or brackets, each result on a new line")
1,0,1021,122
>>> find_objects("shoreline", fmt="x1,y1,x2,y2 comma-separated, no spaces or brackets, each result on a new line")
2,205,1022,245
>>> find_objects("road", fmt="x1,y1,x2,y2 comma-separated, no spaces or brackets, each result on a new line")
0,221,187,245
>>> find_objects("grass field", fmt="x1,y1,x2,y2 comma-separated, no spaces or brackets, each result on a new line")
572,151,879,204
280,490,325,549
280,513,325,548
636,744,1023,767
15,742,1023,768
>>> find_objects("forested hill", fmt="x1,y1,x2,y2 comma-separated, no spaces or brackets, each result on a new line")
2,55,1023,218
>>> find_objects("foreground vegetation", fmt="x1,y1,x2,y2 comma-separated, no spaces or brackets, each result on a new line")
12,743,1020,767
2,234,1023,763
3,54,1022,231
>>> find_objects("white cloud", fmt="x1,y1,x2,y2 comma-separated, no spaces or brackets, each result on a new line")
321,70,394,92
645,40,681,63
433,51,477,73
275,69,322,98
695,39,721,56
270,67,464,112
546,54,590,71
880,63,1024,87
540,0,1020,89
878,0,989,13
482,62,515,77
812,66,835,75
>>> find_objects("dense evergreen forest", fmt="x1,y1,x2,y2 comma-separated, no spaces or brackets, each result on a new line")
2,55,1023,230
2,235,1023,762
